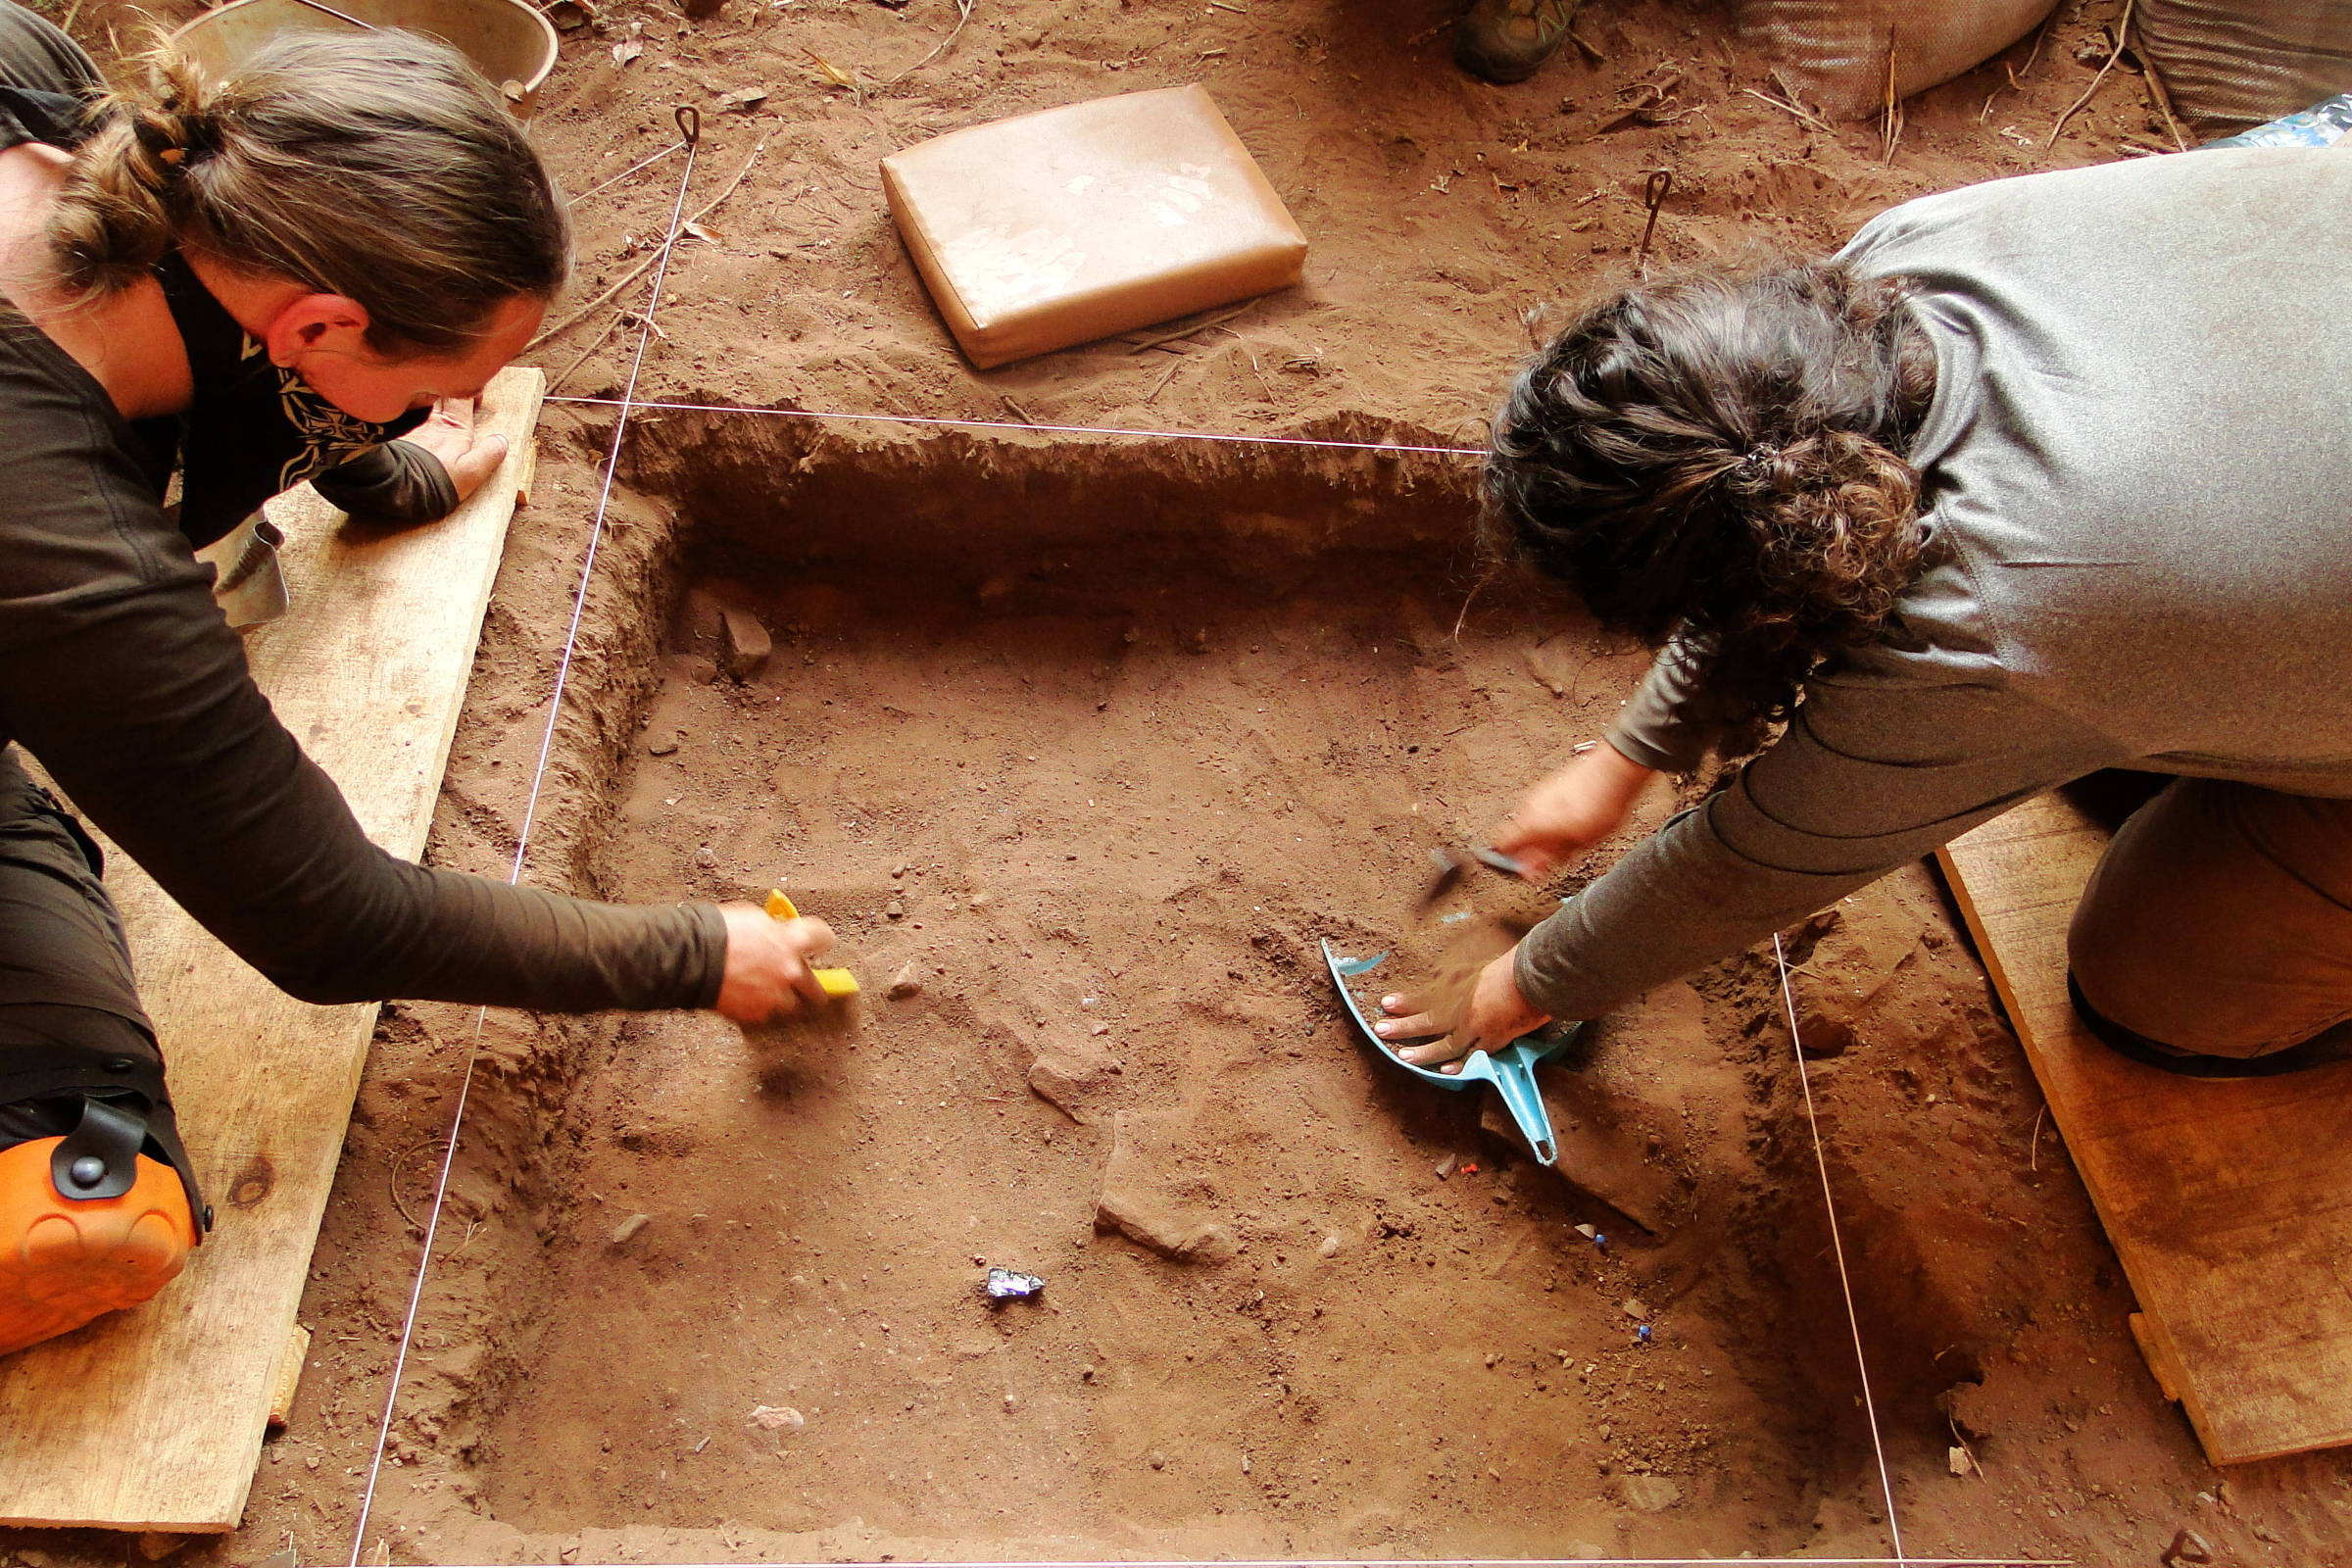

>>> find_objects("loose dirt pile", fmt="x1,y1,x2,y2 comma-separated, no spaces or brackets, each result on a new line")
16,0,2352,1564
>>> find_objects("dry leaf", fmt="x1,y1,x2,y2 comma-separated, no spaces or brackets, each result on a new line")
803,49,858,90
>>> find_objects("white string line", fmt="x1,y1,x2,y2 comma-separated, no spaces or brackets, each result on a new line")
544,394,1488,457
1774,931,1908,1565
344,113,709,1568
567,136,686,207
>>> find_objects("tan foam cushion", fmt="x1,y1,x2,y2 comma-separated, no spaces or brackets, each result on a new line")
882,84,1308,369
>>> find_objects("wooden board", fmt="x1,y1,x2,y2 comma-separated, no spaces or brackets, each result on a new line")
0,368,545,1530
1939,790,2352,1464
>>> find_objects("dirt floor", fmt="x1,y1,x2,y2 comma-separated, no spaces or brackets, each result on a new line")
20,0,2352,1562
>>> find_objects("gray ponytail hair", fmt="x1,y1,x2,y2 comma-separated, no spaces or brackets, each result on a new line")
49,26,568,354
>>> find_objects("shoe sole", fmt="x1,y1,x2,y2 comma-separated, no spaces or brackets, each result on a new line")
0,1137,197,1356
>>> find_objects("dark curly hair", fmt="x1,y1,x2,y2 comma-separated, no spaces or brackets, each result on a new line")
1486,260,1939,755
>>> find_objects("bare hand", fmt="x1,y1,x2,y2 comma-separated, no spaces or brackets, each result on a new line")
1491,743,1658,882
1374,947,1552,1072
714,903,838,1023
399,396,510,502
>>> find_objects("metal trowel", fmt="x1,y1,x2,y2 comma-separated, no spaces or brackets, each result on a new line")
1322,938,1578,1166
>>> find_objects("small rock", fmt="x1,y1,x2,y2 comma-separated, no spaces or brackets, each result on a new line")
1080,1365,1097,1383
718,606,772,680
1435,1152,1458,1180
612,1212,652,1245
723,86,769,112
1003,1393,1017,1412
1028,1047,1121,1122
681,655,718,685
1622,1298,1647,1319
891,864,907,879
1147,1450,1167,1470
648,734,678,757
1609,1473,1684,1512
1318,1233,1342,1258
545,0,595,26
885,898,906,920
2162,1528,2215,1566
1946,1445,1977,1476
887,963,922,1000
748,1404,805,1432
693,846,718,868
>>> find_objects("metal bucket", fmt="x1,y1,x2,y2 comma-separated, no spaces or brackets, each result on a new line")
170,0,559,118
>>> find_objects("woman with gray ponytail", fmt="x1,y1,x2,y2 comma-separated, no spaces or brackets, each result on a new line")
1373,144,2352,1095
0,3,835,1356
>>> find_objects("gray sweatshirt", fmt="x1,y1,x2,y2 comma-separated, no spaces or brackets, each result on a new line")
1515,147,2352,1020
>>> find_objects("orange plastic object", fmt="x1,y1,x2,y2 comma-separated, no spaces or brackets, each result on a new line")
883,84,1309,368
0,1138,197,1357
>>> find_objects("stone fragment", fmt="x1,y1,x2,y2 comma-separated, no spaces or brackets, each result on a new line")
887,962,922,1000
748,1404,804,1432
1093,1120,1235,1264
612,1212,651,1245
1028,1046,1121,1122
719,606,772,680
1608,1474,1684,1512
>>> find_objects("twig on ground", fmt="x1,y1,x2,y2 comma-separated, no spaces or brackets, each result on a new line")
884,0,976,87
1980,12,2054,122
1143,357,1186,404
1741,85,1832,133
1000,395,1039,425
1566,25,1603,63
532,138,767,349
548,309,630,392
1880,25,1905,163
805,48,866,104
1124,302,1254,354
2133,20,2190,151
2047,0,2134,148
2029,1103,2049,1171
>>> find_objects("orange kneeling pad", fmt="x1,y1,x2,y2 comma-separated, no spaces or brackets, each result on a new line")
0,1137,197,1356
882,84,1309,368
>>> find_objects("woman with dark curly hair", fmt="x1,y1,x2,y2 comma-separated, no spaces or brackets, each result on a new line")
1375,144,2352,1081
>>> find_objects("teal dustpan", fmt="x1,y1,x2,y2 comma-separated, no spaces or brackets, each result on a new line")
1322,938,1575,1166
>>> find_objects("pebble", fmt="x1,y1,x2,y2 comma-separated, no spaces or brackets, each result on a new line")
885,899,906,919
1622,1298,1647,1319
887,962,922,1000
648,735,678,757
1318,1234,1342,1258
748,1404,805,1433
1148,1450,1167,1470
611,1212,651,1245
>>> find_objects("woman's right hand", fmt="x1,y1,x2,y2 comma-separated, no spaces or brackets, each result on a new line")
1491,743,1659,882
714,904,838,1023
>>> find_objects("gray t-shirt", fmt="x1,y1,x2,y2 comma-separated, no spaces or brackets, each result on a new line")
1516,148,2352,1021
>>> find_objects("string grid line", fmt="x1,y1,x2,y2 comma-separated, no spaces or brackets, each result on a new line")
1776,931,1909,1563
344,105,709,1568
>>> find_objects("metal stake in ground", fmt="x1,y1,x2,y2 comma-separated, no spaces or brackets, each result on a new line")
343,102,707,1568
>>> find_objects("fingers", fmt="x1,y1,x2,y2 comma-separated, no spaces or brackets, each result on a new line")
434,395,477,428
1374,1008,1444,1041
1397,1035,1473,1068
443,433,509,503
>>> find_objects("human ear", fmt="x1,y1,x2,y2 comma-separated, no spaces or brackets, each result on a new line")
261,293,375,368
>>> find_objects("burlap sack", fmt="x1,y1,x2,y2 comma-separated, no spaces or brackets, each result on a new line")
2136,0,2352,131
1742,0,2062,119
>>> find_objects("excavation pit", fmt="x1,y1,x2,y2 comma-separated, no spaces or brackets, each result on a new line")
352,426,2089,1566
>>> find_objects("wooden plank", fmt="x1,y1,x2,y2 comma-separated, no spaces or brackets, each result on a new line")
0,368,546,1530
1939,790,2352,1464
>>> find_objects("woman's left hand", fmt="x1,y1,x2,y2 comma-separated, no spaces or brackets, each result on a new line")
1375,945,1553,1072
401,396,511,502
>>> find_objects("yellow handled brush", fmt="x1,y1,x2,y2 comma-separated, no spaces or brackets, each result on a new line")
764,890,860,999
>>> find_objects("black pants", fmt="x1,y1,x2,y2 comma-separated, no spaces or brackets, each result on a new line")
0,749,201,1217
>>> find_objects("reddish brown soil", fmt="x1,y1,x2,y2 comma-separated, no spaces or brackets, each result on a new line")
15,0,2352,1565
